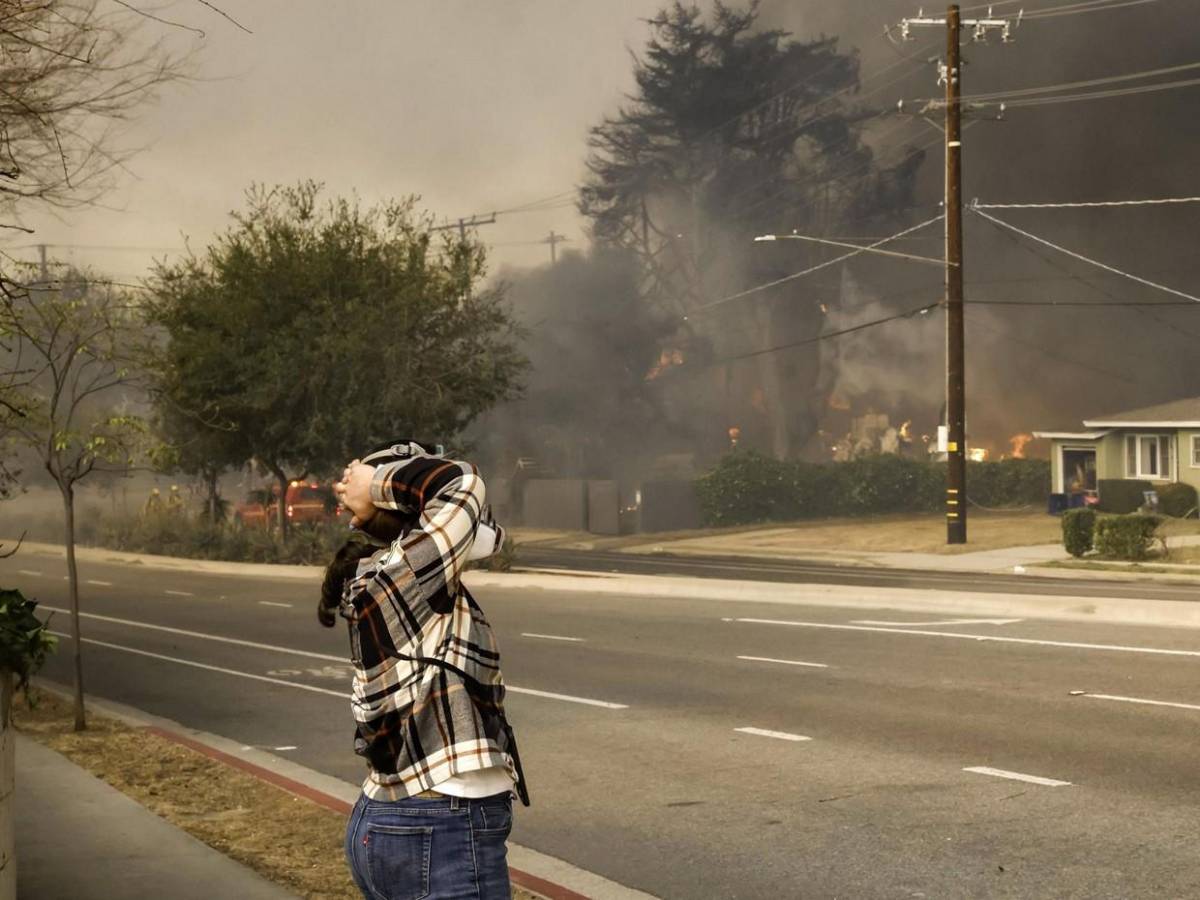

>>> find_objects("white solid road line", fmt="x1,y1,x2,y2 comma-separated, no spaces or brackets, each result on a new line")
42,605,627,711
852,618,1023,627
737,655,829,669
1083,693,1200,712
85,579,113,587
963,766,1072,787
41,605,345,663
731,618,1200,658
48,631,348,699
734,727,812,742
259,601,293,608
165,590,194,597
18,569,42,577
521,633,585,642
507,686,628,710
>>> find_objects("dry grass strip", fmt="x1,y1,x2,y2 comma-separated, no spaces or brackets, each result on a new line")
15,690,538,899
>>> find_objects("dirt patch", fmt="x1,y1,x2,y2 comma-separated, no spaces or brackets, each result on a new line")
15,690,539,900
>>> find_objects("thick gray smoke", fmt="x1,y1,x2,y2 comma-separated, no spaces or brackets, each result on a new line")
755,0,1200,453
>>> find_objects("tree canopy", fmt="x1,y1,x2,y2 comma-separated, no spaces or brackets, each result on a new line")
579,1,924,458
148,182,527,530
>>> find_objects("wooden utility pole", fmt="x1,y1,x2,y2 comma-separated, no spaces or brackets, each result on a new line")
897,4,1015,544
542,230,570,264
945,4,967,544
431,212,498,240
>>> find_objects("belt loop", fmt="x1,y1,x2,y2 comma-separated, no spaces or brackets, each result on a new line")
450,795,461,811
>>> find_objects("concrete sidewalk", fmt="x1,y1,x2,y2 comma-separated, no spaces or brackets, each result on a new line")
15,735,298,900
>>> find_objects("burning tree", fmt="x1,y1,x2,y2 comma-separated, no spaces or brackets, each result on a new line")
580,1,923,459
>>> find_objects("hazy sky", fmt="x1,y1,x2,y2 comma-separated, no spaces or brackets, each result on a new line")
11,0,674,277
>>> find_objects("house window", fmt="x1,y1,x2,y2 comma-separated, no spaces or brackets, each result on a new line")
1192,435,1200,468
1125,434,1174,479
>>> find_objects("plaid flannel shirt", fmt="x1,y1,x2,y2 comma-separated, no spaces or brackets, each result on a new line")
342,454,527,803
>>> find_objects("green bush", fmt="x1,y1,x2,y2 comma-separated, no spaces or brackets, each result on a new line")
1097,479,1152,514
1093,513,1162,561
695,451,801,526
0,588,56,692
695,453,1048,527
1061,508,1097,557
1157,482,1199,518
95,511,347,565
968,459,1051,508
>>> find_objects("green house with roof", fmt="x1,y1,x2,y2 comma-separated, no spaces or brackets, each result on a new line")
1034,397,1200,502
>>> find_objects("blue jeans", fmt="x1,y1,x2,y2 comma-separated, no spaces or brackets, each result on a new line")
344,792,514,900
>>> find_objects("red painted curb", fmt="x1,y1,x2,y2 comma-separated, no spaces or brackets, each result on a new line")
143,725,590,900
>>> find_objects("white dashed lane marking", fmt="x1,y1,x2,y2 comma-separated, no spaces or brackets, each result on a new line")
521,633,584,643
1081,693,1200,712
734,727,812,743
963,767,1071,787
18,570,42,577
165,590,194,597
85,580,113,587
258,601,292,608
737,655,828,669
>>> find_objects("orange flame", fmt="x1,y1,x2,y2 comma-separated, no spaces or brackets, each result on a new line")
1009,433,1034,459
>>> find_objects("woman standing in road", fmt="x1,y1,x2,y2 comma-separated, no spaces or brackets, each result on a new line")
319,440,528,900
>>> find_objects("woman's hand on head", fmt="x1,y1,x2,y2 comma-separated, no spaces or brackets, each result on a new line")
334,460,377,526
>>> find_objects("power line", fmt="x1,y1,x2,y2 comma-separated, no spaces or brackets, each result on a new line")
693,214,945,314
954,59,1200,104
1021,0,1161,19
974,195,1200,209
971,208,1200,343
970,207,1200,304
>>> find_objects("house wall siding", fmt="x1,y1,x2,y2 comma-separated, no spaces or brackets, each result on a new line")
1178,429,1200,492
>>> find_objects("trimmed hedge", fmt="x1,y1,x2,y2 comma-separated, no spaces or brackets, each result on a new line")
1157,482,1199,518
1094,513,1162,561
1062,508,1097,558
1097,479,1152,514
695,452,1051,527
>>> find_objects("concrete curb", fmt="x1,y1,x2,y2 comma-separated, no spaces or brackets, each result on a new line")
11,540,322,581
33,680,657,900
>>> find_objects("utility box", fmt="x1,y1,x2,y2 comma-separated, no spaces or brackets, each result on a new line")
587,480,620,535
638,480,702,533
521,479,588,531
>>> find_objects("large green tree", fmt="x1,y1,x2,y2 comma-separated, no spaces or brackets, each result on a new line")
580,1,922,459
148,182,526,535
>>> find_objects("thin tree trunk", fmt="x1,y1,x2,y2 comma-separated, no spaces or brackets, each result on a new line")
206,468,221,524
61,482,86,731
272,469,290,540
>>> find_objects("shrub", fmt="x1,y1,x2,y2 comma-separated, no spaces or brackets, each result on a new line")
1157,482,1199,518
695,451,799,526
1061,508,1097,557
1093,513,1162,561
1097,479,1152,514
0,589,56,692
695,453,1045,526
969,459,1051,508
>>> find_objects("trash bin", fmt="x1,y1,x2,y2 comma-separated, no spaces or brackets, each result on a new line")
1047,493,1068,515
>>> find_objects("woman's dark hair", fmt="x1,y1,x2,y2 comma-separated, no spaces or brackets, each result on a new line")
317,509,412,626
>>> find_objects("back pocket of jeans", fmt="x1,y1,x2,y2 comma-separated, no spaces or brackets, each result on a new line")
366,824,432,900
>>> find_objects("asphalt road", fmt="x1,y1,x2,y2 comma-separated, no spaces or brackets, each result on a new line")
8,554,1200,898
517,546,1200,602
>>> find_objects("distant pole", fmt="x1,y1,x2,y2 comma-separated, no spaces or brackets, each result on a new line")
945,4,967,544
38,243,47,283
430,212,498,241
542,230,570,264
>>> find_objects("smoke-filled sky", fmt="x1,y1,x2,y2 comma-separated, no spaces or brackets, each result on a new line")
9,0,1200,447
